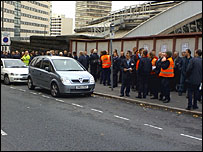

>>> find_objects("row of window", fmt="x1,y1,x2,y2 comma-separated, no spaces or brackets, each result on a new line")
1,8,49,21
2,18,48,28
21,4,49,15
2,27,49,34
28,1,49,9
4,1,49,15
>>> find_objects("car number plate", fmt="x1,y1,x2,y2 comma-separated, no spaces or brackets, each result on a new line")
76,86,88,89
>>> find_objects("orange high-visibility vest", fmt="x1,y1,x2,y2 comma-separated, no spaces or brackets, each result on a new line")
150,57,157,75
136,59,140,71
159,57,174,77
101,55,111,68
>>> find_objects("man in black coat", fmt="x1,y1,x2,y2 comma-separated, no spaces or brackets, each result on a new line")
78,51,88,70
178,49,192,96
136,50,152,99
84,50,90,71
118,51,126,83
185,49,202,110
172,51,183,91
89,49,99,82
112,51,121,88
120,50,135,97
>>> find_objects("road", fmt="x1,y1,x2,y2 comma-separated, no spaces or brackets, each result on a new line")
1,83,202,151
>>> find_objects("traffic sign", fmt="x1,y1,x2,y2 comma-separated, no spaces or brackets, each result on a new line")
1,32,11,46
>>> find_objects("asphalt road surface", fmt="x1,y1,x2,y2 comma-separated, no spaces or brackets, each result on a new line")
1,83,202,151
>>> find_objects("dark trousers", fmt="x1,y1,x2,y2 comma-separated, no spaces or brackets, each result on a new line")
113,70,118,87
90,65,98,82
121,77,131,95
103,68,111,85
138,75,149,97
160,77,171,100
99,68,103,84
187,84,200,108
119,70,122,83
131,71,136,89
149,74,159,98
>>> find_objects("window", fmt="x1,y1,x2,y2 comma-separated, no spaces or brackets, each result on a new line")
34,58,43,68
41,59,54,72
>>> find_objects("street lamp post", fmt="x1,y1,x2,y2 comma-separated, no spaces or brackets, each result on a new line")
110,23,114,91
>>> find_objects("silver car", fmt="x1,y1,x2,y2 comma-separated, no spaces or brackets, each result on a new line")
28,56,95,97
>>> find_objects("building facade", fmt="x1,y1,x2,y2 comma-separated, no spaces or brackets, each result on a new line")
50,14,73,36
1,1,51,42
75,1,112,28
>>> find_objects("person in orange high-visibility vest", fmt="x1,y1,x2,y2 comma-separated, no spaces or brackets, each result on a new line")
149,51,159,99
101,50,111,86
159,51,174,103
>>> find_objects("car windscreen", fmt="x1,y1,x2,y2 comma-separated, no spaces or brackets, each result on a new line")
4,60,27,68
52,59,85,71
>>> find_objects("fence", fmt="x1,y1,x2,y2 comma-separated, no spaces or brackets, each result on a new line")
70,32,202,57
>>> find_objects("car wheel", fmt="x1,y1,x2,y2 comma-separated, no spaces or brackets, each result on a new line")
4,75,10,85
51,83,60,97
28,77,35,90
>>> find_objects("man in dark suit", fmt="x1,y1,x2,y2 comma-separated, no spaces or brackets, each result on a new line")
78,51,88,70
120,50,135,97
84,50,90,71
136,49,152,99
185,49,202,110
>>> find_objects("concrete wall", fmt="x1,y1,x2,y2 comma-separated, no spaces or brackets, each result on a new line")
87,42,96,55
139,40,153,52
72,34,201,57
176,38,195,56
98,42,108,52
199,38,202,50
123,41,136,53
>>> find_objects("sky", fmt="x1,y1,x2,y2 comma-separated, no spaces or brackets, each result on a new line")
51,1,148,28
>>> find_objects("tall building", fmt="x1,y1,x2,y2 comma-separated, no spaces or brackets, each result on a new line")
75,1,112,28
50,14,73,36
1,1,51,42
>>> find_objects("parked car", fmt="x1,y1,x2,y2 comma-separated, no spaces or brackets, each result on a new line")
27,56,95,97
1,58,28,85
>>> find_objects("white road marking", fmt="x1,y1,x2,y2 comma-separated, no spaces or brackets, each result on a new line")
114,115,130,121
19,89,26,92
71,103,83,108
144,124,163,130
1,130,7,136
42,95,50,99
91,108,103,113
55,99,64,103
180,134,202,141
10,87,16,89
30,92,37,95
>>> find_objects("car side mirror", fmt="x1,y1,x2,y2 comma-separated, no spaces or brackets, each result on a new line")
45,67,51,72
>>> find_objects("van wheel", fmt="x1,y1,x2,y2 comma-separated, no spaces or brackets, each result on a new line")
28,77,35,90
51,83,60,97
4,75,10,85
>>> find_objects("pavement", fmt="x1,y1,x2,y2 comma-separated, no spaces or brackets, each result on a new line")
94,82,202,116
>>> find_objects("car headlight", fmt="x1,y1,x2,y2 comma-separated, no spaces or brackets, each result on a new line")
90,76,95,84
60,77,71,85
10,73,19,76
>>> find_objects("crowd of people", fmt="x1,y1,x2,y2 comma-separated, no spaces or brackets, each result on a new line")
1,47,202,110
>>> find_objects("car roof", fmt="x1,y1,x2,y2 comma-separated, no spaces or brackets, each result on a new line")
1,58,21,60
36,55,74,60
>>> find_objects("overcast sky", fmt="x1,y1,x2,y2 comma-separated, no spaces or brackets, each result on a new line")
51,1,148,27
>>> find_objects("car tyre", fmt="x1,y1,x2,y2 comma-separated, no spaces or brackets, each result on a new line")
28,77,35,90
4,75,10,85
51,83,60,97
